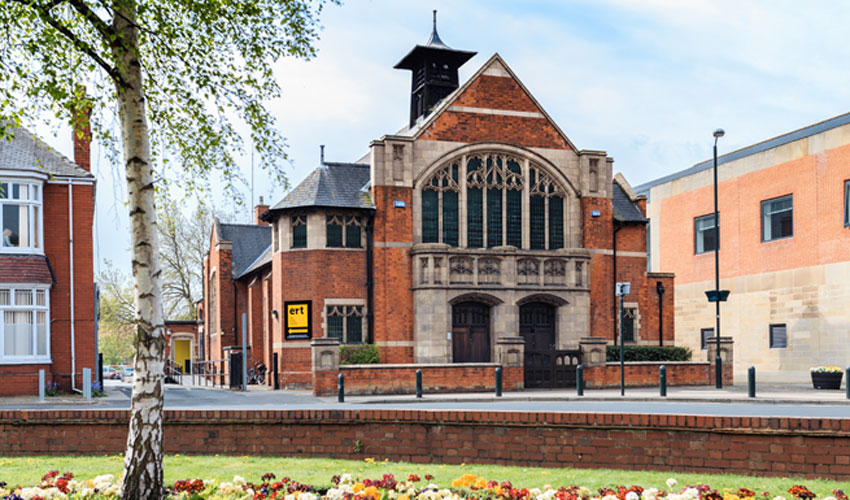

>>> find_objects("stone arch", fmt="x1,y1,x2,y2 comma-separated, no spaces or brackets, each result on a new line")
516,293,568,307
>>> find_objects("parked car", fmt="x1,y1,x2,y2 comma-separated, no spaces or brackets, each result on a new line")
103,366,122,380
121,366,134,381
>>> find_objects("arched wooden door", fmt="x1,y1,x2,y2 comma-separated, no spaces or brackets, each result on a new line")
452,302,490,362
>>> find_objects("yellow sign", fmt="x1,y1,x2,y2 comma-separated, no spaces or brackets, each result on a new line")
284,300,311,339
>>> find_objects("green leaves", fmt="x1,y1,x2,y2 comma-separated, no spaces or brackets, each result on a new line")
2,0,337,199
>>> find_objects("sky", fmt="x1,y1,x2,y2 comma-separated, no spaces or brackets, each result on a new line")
34,0,850,275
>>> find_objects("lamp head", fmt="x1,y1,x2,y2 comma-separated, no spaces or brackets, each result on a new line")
713,128,725,138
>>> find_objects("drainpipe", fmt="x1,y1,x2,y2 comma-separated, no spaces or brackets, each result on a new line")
365,214,375,344
612,219,622,346
67,180,77,391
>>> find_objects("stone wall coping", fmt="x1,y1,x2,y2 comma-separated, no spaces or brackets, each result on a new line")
339,362,500,370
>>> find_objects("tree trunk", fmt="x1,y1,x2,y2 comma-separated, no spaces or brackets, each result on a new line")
113,3,166,498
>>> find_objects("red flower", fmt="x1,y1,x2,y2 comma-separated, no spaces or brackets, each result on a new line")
408,474,421,482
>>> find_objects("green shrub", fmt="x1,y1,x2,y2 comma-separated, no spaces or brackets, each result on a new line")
340,344,380,365
606,345,692,362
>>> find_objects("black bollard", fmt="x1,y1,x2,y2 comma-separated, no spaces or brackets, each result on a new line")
273,353,280,390
748,366,756,398
337,372,345,403
846,366,849,400
577,365,584,396
416,369,423,398
660,365,667,397
495,367,503,397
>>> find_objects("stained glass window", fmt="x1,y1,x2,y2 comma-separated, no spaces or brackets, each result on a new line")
422,190,439,243
530,196,545,250
443,191,459,247
467,187,483,248
486,188,502,247
548,196,563,250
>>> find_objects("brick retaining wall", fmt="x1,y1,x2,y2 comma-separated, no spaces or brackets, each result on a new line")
585,362,732,388
313,364,523,396
1,409,849,479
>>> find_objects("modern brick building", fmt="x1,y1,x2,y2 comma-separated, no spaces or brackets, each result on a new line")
637,113,850,383
0,123,96,395
202,24,674,389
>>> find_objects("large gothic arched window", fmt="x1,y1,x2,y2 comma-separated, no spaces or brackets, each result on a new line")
421,153,566,250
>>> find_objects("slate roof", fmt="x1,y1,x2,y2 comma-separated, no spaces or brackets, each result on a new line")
216,222,271,278
0,255,55,284
266,163,374,214
0,128,94,179
236,244,272,280
612,181,647,223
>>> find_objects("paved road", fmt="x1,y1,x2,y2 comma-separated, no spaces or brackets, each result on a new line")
1,380,848,417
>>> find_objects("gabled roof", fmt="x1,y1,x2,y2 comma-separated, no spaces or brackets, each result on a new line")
634,111,850,198
0,128,94,179
236,244,271,280
612,174,647,223
216,222,271,278
401,53,578,152
265,162,374,216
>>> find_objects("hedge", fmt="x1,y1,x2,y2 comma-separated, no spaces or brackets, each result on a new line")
340,344,380,365
606,345,692,362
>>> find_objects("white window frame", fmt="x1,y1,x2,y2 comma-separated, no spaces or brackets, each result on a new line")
694,213,718,254
761,194,793,242
0,178,44,255
0,284,51,364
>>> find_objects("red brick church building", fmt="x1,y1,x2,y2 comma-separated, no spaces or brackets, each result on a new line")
202,23,674,390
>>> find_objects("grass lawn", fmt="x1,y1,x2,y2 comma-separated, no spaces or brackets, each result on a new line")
0,456,844,496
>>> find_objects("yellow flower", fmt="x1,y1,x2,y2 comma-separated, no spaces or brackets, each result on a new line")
399,495,411,500
353,483,365,493
364,485,380,500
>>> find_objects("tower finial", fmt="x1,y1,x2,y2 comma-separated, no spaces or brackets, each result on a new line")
433,10,437,32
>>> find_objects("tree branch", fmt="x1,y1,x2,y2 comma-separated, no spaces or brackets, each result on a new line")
13,0,131,90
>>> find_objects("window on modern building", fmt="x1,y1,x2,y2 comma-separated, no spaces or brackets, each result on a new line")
0,181,42,252
291,216,307,248
844,180,849,227
326,305,364,344
762,195,793,242
0,287,50,362
769,324,787,349
700,327,714,350
694,213,718,254
421,153,565,250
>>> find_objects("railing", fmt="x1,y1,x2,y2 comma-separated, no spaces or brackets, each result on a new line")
164,359,183,385
193,359,230,387
412,244,591,289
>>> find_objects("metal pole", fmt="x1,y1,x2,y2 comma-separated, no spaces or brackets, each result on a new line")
495,367,503,397
38,369,45,402
416,369,422,398
846,366,849,400
748,366,756,398
619,293,625,396
576,364,583,396
241,313,248,392
714,137,723,389
659,365,667,397
273,353,280,390
337,372,345,403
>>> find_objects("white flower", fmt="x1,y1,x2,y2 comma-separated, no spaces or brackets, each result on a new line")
339,473,353,485
666,478,678,489
773,496,787,500
643,488,660,500
603,494,620,500
626,492,640,500
682,488,700,500
233,475,246,486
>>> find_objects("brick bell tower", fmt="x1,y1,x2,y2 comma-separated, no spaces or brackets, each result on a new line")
394,10,476,128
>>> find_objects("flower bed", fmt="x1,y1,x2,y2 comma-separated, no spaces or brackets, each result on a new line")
0,471,847,500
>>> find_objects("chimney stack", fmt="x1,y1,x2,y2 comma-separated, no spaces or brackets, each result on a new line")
71,88,92,172
254,196,270,226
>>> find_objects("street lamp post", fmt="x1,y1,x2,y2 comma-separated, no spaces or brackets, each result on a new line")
712,128,724,389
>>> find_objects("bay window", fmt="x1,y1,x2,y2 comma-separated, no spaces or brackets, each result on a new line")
0,286,50,362
0,181,42,253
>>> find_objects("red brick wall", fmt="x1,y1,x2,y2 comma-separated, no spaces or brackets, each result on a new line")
1,409,848,479
247,280,265,367
0,364,53,396
371,186,414,361
313,364,523,396
271,249,367,387
38,182,96,393
584,362,732,388
420,71,574,151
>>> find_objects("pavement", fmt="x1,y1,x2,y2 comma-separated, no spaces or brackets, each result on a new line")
1,379,849,417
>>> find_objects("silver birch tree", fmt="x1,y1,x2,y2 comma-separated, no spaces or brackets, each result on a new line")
0,0,333,497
